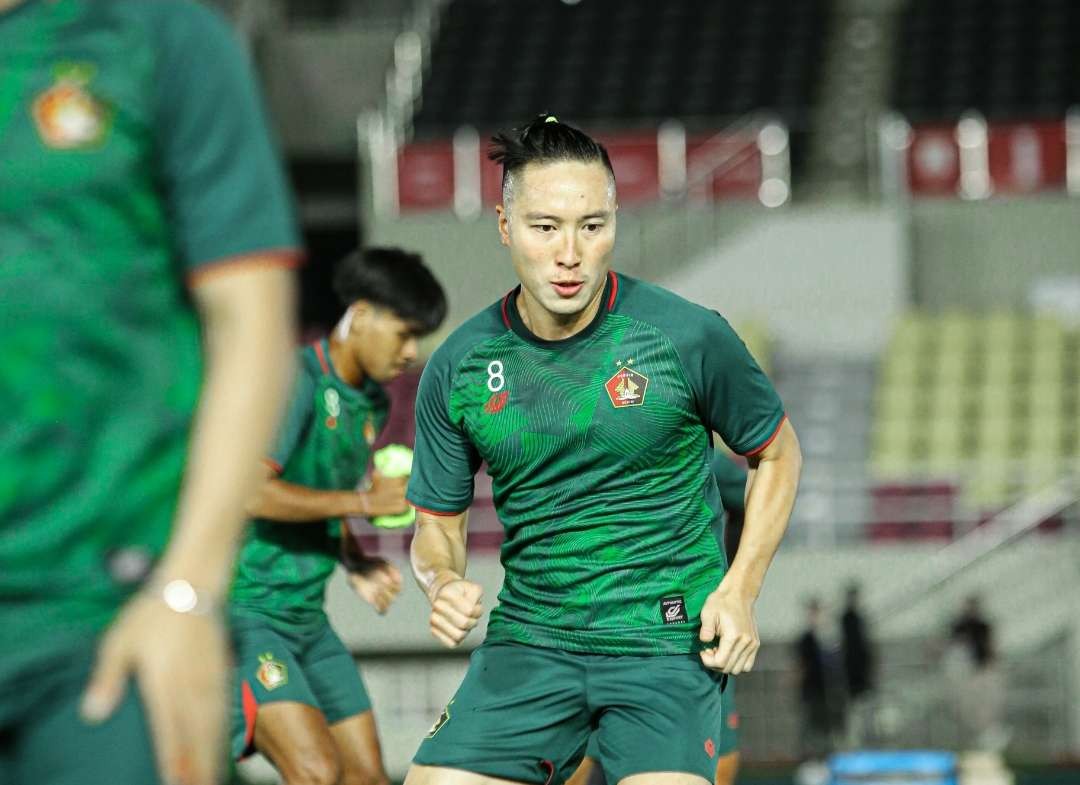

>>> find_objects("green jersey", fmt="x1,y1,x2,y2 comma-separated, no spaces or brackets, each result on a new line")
230,339,390,631
711,453,749,519
408,273,785,656
0,0,299,677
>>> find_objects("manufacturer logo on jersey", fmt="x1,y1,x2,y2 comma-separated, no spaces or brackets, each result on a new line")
660,596,688,625
704,737,717,759
255,653,288,691
605,363,648,408
426,701,452,738
363,413,377,445
324,388,340,430
484,390,509,414
32,63,111,149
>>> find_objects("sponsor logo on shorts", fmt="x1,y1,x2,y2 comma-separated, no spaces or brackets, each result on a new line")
255,653,288,691
426,700,452,738
660,596,688,624
605,361,648,408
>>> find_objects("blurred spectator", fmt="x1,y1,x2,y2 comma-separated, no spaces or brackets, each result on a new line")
795,597,833,760
840,583,877,748
947,596,1007,751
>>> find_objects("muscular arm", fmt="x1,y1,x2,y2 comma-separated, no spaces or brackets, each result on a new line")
248,465,408,524
410,509,469,599
410,509,483,648
248,464,366,522
724,419,802,601
81,265,297,785
154,266,297,594
700,419,801,674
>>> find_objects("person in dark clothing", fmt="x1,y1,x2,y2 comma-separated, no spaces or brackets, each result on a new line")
947,595,1006,750
951,595,994,668
840,583,876,747
796,597,832,759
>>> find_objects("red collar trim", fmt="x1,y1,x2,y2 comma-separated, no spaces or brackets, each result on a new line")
500,290,514,329
313,340,331,374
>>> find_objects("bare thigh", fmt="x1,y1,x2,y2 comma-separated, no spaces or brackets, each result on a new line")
618,774,710,785
714,751,740,785
329,711,389,785
404,763,532,785
565,756,602,785
254,701,340,785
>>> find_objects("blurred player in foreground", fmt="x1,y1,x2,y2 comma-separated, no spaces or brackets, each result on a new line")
230,248,447,785
404,115,801,785
0,2,299,784
568,453,751,785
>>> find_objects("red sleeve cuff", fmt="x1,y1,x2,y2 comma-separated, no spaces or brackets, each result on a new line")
187,248,305,287
741,414,788,457
410,502,467,517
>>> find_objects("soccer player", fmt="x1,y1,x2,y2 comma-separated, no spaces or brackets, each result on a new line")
404,115,802,785
0,2,299,785
230,248,447,785
568,452,751,785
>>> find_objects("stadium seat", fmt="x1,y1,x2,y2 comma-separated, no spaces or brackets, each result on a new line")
976,386,1018,421
894,0,1080,123
980,352,1016,385
413,0,828,137
926,383,971,421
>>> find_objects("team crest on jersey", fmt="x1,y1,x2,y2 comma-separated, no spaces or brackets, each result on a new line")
255,653,288,691
324,388,340,430
605,362,648,408
32,63,111,150
425,701,452,738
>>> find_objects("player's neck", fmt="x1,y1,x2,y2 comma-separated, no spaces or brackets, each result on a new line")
516,285,605,342
327,336,365,387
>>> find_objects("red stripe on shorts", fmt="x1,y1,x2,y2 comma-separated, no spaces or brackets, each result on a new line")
241,680,259,757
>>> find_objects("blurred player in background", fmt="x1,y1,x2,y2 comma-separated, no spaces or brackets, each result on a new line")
0,2,299,784
404,115,801,785
230,248,447,785
568,452,751,785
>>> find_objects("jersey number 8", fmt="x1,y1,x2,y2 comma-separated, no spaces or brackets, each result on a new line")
487,361,505,392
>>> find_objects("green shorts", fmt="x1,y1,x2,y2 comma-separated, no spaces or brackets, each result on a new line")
585,674,737,766
229,614,371,760
0,639,159,785
414,642,729,784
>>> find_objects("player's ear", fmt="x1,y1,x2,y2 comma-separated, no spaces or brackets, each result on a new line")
495,205,511,247
351,300,373,320
340,300,373,337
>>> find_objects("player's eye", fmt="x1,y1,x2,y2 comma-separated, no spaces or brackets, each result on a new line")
532,224,556,233
583,223,602,233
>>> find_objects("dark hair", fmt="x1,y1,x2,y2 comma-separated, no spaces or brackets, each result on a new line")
333,247,447,335
488,114,615,201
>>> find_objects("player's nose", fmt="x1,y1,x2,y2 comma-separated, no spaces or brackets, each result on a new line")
554,232,581,268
